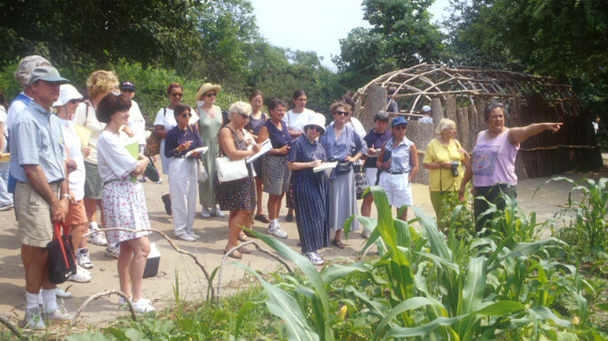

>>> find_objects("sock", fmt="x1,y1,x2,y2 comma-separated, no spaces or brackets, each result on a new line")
26,291,39,310
41,289,58,313
270,219,279,228
89,222,98,231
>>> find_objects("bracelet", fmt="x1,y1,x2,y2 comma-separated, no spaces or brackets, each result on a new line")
61,193,71,200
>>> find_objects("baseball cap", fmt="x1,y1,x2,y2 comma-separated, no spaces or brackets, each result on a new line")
29,66,69,85
391,116,408,127
422,105,431,113
121,81,135,91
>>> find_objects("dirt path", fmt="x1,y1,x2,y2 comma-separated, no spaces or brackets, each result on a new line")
0,164,606,329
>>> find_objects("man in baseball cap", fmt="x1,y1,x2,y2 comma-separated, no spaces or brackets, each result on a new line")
11,65,74,328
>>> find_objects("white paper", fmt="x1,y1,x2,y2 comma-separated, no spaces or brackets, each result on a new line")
313,161,338,173
185,147,208,158
246,139,272,163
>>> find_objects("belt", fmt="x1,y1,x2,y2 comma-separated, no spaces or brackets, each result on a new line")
387,171,405,175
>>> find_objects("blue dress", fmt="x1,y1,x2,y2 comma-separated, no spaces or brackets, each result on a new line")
288,136,330,253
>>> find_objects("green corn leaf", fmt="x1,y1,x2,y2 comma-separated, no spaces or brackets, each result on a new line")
320,262,370,285
233,263,320,341
372,297,448,341
414,206,452,261
528,305,572,328
459,257,486,315
410,249,460,273
234,301,258,340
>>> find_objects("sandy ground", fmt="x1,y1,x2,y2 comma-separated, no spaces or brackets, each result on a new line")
1,156,607,330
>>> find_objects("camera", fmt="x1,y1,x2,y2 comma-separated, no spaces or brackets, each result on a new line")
450,161,459,177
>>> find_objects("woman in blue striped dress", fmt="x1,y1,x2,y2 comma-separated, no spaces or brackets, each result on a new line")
287,113,330,266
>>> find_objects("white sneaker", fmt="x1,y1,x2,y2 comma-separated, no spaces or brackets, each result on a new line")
77,248,93,269
88,226,108,246
189,232,202,240
176,233,196,242
200,206,211,218
105,243,120,259
42,305,73,325
132,298,156,313
362,228,372,239
268,226,288,239
307,252,324,266
56,288,73,299
211,206,225,217
68,265,92,283
25,306,45,329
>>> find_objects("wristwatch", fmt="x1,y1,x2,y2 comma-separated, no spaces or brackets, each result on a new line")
61,193,72,200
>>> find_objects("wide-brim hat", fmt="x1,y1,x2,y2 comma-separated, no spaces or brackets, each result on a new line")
29,66,69,85
53,84,83,107
392,116,408,127
195,83,221,101
305,113,327,133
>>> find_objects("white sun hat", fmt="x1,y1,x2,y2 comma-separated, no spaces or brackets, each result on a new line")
306,113,327,133
53,84,83,107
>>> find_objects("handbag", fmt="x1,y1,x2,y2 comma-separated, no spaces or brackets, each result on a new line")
144,156,160,182
216,156,248,184
47,221,77,284
196,158,209,183
355,162,369,199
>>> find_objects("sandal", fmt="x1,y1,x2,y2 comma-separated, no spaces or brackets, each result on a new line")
223,249,242,259
238,231,249,242
331,239,346,249
239,246,252,254
254,214,270,223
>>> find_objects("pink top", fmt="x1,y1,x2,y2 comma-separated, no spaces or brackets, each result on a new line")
472,129,519,187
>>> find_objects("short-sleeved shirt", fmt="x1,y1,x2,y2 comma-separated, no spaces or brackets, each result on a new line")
286,108,315,132
423,139,465,192
472,129,519,187
153,107,200,133
10,101,66,183
97,131,138,182
72,102,105,164
363,128,391,168
320,124,367,161
7,92,32,135
264,120,292,149
419,116,433,124
0,106,7,153
384,137,414,173
58,116,86,200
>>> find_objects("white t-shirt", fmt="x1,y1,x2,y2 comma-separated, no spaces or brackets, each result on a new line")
286,108,315,132
72,102,106,164
58,117,85,200
153,107,200,132
419,116,433,124
127,100,147,146
97,131,138,182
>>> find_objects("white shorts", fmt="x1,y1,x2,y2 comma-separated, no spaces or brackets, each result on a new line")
378,172,413,208
365,167,378,186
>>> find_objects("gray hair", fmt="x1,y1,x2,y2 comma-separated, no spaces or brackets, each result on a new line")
228,101,252,118
484,102,507,121
435,118,456,136
14,55,52,87
374,110,390,123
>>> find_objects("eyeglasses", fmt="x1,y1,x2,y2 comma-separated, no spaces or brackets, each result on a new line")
205,93,217,98
171,93,183,97
335,110,349,116
394,124,408,130
240,113,250,120
121,89,134,93
310,126,323,133
181,113,192,118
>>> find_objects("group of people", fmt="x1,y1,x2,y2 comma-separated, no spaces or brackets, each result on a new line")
1,54,563,330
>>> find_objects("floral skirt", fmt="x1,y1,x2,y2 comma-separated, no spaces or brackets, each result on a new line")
101,179,151,244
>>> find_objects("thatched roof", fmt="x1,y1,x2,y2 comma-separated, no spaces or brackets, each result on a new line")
353,63,581,118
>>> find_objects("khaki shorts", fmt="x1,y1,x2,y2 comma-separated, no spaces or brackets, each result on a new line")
65,199,88,226
15,182,59,248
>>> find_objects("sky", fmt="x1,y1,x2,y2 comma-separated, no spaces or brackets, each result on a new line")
250,0,451,69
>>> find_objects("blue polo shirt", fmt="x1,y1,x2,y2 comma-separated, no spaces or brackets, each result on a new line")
9,101,66,183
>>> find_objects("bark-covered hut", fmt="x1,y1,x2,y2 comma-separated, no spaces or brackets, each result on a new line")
353,63,601,183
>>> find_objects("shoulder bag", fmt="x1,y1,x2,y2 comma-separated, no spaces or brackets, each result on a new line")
47,221,77,284
216,127,249,184
144,108,166,156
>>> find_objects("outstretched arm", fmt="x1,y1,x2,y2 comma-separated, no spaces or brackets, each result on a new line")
508,122,562,145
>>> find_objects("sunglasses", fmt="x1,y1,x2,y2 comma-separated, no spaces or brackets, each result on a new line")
68,99,81,104
121,89,134,93
171,93,183,97
310,126,323,133
240,113,250,120
394,124,408,130
205,93,217,98
335,110,349,116
181,113,192,118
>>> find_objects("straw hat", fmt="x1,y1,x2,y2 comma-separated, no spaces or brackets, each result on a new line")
195,83,221,101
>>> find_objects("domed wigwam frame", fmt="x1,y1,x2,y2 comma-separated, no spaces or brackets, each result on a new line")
353,63,601,181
